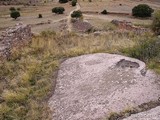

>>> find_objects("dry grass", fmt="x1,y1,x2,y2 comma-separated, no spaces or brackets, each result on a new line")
0,29,150,119
0,1,159,119
107,100,160,120
122,33,160,74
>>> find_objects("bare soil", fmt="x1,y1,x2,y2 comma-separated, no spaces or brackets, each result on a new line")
0,1,75,34
79,0,160,13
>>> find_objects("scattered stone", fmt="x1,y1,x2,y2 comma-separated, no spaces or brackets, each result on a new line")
72,19,93,33
111,20,150,34
0,23,32,59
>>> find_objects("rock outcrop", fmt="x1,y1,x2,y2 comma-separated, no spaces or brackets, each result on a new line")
123,106,160,120
49,53,160,120
72,19,93,33
111,20,150,34
0,23,32,59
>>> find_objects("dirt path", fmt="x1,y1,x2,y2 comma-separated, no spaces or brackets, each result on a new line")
67,3,81,32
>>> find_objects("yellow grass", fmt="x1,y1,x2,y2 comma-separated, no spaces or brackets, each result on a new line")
0,30,153,119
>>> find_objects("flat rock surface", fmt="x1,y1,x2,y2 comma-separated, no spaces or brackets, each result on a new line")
49,53,160,120
123,106,160,120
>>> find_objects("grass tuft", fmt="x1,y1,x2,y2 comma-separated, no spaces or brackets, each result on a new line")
0,30,158,119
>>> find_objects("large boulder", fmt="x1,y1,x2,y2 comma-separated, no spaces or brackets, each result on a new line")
49,53,160,120
72,19,93,33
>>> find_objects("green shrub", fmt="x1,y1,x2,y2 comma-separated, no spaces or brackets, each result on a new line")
9,7,16,11
71,0,77,6
132,4,154,17
101,10,108,14
10,11,20,19
122,37,160,62
59,0,68,3
152,10,160,35
71,10,82,18
38,14,43,18
52,7,65,14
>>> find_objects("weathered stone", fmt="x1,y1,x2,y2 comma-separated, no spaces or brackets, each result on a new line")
123,106,160,120
111,20,150,34
49,53,160,120
0,23,32,59
72,19,93,33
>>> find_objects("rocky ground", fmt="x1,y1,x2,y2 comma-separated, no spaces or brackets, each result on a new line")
49,53,160,120
124,106,160,120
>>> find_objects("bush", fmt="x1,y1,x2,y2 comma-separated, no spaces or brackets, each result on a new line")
132,4,154,17
101,10,108,14
71,0,77,6
9,7,16,11
38,14,42,18
52,7,65,14
152,10,160,35
10,11,20,19
59,0,68,3
71,10,82,18
122,37,160,62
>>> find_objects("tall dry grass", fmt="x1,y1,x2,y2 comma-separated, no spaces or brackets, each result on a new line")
0,30,152,119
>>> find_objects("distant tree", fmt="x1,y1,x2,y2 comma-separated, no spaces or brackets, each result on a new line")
38,14,42,18
52,7,65,14
59,0,68,3
101,10,108,14
71,0,77,6
10,11,20,19
132,4,154,17
71,10,82,18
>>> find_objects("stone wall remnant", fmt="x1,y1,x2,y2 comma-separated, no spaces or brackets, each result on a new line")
0,23,32,59
111,20,150,34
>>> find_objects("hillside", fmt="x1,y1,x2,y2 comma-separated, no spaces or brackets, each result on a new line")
0,0,160,120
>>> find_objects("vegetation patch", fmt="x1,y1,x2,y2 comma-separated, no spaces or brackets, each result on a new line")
132,4,154,18
71,10,82,18
52,7,65,14
59,0,68,3
10,11,20,19
38,14,43,18
71,0,77,6
101,10,108,15
152,10,160,35
0,30,148,119
121,35,160,73
107,100,160,120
